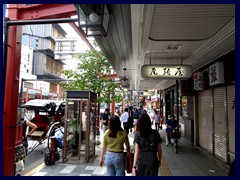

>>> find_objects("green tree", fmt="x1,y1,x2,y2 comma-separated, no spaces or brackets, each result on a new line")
61,45,125,104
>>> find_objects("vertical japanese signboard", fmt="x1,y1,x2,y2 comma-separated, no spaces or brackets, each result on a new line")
209,62,224,86
141,65,192,79
193,72,205,90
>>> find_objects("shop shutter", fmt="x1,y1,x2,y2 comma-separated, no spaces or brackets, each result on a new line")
227,85,235,162
213,87,227,162
198,89,213,154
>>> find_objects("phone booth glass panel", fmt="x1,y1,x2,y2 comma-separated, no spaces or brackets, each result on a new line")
62,91,97,163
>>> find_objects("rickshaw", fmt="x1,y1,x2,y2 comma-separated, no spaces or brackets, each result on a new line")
15,99,65,175
20,99,65,154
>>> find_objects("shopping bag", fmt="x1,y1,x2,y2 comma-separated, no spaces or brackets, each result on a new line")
124,151,134,173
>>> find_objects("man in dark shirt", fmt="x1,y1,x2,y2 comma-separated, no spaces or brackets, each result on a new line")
101,108,111,133
166,114,179,145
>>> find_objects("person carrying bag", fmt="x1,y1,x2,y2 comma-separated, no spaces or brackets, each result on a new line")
99,115,130,176
124,149,134,173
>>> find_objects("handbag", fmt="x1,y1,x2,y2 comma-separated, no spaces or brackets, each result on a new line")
124,150,134,173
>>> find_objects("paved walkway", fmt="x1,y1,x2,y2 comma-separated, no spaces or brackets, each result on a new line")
22,125,229,176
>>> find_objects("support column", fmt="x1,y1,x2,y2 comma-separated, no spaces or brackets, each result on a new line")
3,24,22,176
176,80,179,121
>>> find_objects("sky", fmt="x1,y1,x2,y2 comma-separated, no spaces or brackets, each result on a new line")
59,22,92,70
59,22,79,38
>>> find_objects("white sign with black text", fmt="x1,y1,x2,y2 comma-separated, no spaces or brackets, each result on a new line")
209,62,224,86
141,65,192,79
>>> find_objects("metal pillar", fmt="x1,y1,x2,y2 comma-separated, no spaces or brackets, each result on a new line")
3,25,22,176
176,80,179,121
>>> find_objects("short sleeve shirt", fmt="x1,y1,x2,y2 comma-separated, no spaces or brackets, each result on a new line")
152,114,160,123
166,119,179,132
103,130,130,152
55,127,64,139
120,112,129,123
101,113,110,125
134,130,162,152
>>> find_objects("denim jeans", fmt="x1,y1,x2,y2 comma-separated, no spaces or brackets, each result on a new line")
105,151,125,176
103,125,108,134
22,140,28,155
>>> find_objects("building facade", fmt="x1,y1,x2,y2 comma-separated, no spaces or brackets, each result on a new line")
20,24,67,102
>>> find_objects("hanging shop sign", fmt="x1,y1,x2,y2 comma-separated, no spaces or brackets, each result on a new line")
192,72,203,80
144,91,154,96
192,72,205,91
209,62,224,86
141,65,192,79
194,80,205,91
133,91,154,96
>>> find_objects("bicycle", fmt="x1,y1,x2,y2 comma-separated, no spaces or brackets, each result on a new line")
166,125,181,153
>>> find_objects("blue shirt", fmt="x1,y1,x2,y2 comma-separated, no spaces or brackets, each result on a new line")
166,119,179,132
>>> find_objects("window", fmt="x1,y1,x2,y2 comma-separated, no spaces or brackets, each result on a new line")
22,35,28,45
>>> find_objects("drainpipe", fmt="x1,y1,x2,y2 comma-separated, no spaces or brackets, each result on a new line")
176,80,179,122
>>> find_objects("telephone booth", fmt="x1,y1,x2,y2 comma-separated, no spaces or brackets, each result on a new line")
62,90,97,163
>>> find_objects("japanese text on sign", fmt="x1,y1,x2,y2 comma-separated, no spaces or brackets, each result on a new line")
141,65,192,79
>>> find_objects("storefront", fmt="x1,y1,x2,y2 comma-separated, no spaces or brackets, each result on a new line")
197,50,235,164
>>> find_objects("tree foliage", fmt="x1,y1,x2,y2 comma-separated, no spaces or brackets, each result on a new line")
60,45,125,104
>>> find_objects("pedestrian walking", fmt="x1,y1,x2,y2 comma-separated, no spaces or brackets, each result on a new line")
99,115,131,176
151,109,161,131
133,114,162,176
133,108,139,132
120,108,130,134
101,108,111,134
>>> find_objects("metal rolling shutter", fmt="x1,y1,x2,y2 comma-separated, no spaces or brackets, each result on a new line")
198,89,213,153
213,87,227,162
227,85,235,161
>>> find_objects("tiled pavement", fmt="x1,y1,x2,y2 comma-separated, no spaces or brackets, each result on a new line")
23,125,229,176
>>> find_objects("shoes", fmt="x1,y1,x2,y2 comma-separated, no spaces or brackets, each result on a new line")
166,141,171,146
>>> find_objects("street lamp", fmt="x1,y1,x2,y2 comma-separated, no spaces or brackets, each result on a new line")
120,77,130,88
75,4,110,37
120,68,130,88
